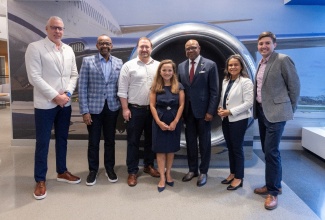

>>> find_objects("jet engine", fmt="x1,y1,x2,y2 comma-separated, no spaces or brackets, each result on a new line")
130,22,256,147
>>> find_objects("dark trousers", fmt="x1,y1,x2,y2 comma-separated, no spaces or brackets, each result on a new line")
34,105,71,182
126,106,155,174
257,104,285,196
222,117,248,179
87,102,119,173
184,106,211,174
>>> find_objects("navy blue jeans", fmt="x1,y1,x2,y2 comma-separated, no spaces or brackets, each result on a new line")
184,105,211,174
34,105,71,182
222,117,248,179
126,106,155,174
87,101,119,173
257,104,286,196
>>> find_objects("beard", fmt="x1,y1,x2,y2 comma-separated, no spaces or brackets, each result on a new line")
140,52,149,58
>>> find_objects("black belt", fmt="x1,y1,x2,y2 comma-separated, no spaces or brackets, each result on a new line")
128,103,150,110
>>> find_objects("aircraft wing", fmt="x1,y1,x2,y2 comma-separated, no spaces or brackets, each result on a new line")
120,23,166,34
120,19,253,34
239,33,325,50
238,33,325,60
120,20,325,52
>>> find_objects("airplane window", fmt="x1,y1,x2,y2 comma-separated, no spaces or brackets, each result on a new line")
278,47,325,109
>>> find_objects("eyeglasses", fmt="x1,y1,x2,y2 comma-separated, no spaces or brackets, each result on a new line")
98,42,112,46
49,26,65,31
185,46,198,51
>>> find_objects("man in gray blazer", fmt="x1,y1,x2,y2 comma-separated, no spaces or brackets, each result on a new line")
25,16,80,200
253,31,300,210
79,35,123,186
178,39,218,187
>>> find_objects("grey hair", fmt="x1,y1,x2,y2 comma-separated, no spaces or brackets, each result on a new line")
46,16,64,26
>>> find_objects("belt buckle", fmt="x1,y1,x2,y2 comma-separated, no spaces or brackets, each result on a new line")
166,106,171,110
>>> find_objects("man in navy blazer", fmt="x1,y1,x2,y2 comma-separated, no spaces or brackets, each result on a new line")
79,34,123,186
178,39,219,187
253,32,300,210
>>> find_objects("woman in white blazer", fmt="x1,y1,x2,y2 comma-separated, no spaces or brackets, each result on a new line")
217,55,253,190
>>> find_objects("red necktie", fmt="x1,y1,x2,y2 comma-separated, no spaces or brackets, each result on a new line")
189,61,195,83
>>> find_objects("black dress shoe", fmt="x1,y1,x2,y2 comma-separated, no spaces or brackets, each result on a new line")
197,174,207,187
182,172,198,182
227,179,243,190
221,178,234,184
166,181,174,187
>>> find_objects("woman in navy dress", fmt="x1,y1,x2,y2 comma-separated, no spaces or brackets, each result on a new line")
150,59,185,192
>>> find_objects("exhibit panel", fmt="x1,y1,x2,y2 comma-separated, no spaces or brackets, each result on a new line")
5,0,325,146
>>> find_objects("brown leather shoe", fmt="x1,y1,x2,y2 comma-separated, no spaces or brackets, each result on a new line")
33,181,47,200
264,194,278,210
143,165,160,178
254,186,282,195
127,174,137,187
57,171,81,184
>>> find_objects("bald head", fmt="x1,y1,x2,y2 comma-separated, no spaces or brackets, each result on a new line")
185,39,201,60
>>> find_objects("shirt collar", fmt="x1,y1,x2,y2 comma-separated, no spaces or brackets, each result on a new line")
137,56,154,65
45,36,62,50
99,53,112,62
259,53,273,65
189,55,201,64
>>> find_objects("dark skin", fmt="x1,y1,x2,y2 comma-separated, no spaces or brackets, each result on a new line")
83,35,113,125
185,39,213,121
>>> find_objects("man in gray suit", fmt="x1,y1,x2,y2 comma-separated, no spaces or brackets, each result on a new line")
253,31,300,210
178,39,218,187
79,34,123,186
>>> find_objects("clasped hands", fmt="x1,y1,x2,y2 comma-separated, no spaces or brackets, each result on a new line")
217,107,231,117
53,93,70,107
158,120,177,131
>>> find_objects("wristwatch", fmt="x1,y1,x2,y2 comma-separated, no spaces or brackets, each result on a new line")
65,91,71,98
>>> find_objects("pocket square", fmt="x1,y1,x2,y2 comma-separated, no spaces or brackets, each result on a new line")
199,71,205,74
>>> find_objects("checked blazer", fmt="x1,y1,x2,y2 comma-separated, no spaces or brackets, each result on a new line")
78,53,123,114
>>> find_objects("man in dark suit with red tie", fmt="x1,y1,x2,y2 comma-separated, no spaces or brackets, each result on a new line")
178,39,219,187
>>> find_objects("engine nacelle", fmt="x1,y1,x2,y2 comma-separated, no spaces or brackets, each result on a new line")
130,21,256,147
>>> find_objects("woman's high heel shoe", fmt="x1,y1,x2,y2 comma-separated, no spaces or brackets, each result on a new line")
227,179,243,190
166,181,174,187
158,185,165,192
221,178,234,184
